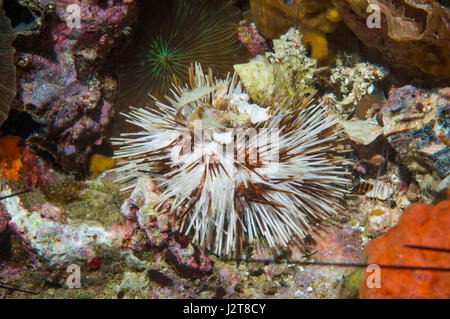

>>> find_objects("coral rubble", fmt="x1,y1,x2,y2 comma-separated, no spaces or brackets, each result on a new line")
322,53,388,117
1,0,448,300
22,145,55,189
0,184,130,267
120,176,213,277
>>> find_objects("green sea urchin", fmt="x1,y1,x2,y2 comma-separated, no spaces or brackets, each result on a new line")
0,0,16,126
116,0,244,107
112,63,350,255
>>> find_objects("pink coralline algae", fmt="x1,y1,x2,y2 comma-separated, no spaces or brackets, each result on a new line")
22,146,55,189
120,176,213,278
13,0,136,174
237,20,268,56
166,236,213,279
0,184,134,268
219,268,241,296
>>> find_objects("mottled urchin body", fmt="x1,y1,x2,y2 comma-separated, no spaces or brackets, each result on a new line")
112,64,350,255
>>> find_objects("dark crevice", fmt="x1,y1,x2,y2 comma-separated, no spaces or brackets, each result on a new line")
0,108,43,139
2,0,34,29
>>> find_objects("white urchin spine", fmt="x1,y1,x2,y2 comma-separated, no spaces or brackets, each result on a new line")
111,63,350,255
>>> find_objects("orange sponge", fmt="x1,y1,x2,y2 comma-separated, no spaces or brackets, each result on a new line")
413,45,450,79
89,153,116,178
0,136,24,182
302,30,329,61
360,200,450,299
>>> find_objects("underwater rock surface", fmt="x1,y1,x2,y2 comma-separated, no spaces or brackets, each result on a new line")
115,0,244,107
322,53,388,117
12,0,135,174
333,0,450,81
382,85,449,199
120,176,213,278
236,20,268,56
0,185,129,268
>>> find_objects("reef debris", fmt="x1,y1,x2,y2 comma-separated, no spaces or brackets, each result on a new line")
322,53,388,118
236,20,268,56
0,184,132,268
89,154,116,179
342,119,383,146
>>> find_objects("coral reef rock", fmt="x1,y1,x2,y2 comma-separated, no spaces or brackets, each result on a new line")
0,184,131,268
322,53,388,117
116,271,149,299
13,0,136,174
234,28,316,104
332,0,450,81
236,20,268,56
22,145,55,189
366,207,401,237
382,85,449,200
0,136,23,182
120,176,213,278
342,119,383,145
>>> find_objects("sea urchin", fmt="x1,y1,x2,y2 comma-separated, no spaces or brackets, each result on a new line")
112,63,350,255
